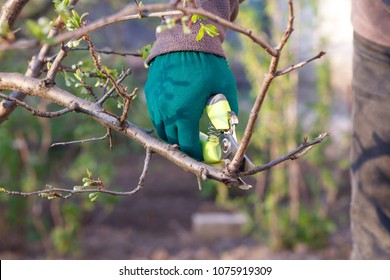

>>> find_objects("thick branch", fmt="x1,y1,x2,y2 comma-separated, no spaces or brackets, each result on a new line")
0,72,245,187
0,0,29,39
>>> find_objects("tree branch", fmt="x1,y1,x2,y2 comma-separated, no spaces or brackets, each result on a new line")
50,130,110,148
227,0,296,174
70,46,141,57
97,68,133,105
0,0,79,124
240,132,330,176
276,51,326,76
0,92,76,117
0,0,29,40
45,45,69,83
0,72,246,188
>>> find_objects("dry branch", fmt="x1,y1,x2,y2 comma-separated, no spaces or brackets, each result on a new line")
0,92,76,117
50,129,111,148
240,132,330,176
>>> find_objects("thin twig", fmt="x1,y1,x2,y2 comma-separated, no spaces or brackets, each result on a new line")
84,34,128,100
131,147,153,194
107,127,113,149
276,0,295,51
45,44,69,83
119,98,131,126
0,92,76,117
0,39,38,51
276,51,326,76
240,132,330,176
69,46,141,57
50,131,110,148
97,68,133,105
119,87,138,126
0,147,153,199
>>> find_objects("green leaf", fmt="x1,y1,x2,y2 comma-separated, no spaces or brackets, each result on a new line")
79,12,89,23
182,22,191,35
86,169,92,178
0,187,6,193
203,24,219,37
80,87,88,95
165,17,176,29
63,72,75,87
88,192,99,202
39,192,58,200
156,25,167,34
54,0,73,18
138,44,152,61
72,9,80,24
26,20,45,40
195,25,205,41
74,69,84,81
191,14,207,23
39,193,49,198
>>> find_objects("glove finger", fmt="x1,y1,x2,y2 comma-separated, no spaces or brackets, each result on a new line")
154,119,168,142
145,97,168,142
164,121,179,146
176,119,203,161
223,90,239,115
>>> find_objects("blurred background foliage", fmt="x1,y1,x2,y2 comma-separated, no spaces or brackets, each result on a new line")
0,0,351,258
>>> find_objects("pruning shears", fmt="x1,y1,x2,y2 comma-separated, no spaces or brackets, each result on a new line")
200,94,255,189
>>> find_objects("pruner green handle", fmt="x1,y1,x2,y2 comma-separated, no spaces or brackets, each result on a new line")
200,94,254,190
200,94,233,164
204,94,233,131
200,94,255,172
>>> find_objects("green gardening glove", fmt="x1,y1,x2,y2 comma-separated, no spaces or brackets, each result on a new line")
144,51,239,161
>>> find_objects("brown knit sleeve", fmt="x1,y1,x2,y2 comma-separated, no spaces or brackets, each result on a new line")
145,0,242,65
230,0,241,22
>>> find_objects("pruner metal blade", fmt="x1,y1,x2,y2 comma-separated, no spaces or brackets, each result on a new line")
219,133,255,174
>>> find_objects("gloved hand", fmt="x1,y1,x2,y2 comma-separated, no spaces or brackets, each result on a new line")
144,51,239,161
